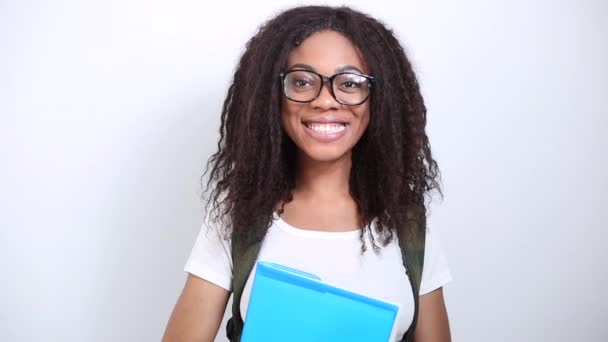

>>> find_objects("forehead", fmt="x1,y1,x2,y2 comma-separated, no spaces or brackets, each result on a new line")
286,30,368,74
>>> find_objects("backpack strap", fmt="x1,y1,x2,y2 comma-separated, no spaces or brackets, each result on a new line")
398,205,427,342
226,206,426,342
226,233,263,342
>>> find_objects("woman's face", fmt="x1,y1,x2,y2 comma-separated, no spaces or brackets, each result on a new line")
281,30,371,163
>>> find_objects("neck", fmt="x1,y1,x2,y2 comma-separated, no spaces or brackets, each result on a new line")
294,150,352,199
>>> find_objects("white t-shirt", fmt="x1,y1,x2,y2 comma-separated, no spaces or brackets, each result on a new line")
184,211,452,341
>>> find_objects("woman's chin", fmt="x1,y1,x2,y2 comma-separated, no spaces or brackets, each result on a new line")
299,146,351,163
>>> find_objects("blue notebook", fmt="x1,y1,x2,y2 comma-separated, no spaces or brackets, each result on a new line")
241,261,399,342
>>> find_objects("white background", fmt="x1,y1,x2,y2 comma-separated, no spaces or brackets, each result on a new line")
1,0,607,341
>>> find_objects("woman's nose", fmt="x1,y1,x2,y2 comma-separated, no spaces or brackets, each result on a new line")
311,81,340,110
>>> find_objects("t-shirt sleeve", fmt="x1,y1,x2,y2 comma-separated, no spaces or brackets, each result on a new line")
183,212,233,291
419,225,453,295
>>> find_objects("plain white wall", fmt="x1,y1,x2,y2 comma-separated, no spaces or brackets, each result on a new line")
1,0,607,341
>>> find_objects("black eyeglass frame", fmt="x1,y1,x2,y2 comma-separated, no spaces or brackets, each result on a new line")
279,69,376,106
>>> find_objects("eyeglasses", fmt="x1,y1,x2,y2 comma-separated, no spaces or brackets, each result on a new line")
279,69,375,106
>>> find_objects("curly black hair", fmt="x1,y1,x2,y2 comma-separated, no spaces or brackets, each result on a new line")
202,5,442,252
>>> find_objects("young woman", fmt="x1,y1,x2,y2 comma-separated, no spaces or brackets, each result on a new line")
163,5,452,342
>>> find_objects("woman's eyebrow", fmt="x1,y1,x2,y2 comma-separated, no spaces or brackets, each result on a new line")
287,63,364,74
335,65,363,73
288,63,314,71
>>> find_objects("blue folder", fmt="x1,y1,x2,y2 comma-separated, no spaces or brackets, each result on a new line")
241,261,399,342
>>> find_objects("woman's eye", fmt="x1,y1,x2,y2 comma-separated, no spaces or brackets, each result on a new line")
342,81,361,88
293,78,313,88
295,79,311,87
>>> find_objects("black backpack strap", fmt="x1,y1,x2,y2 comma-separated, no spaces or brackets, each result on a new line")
397,205,427,342
226,232,263,342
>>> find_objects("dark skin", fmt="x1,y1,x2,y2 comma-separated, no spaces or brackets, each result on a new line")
163,276,229,342
163,30,451,342
415,288,452,341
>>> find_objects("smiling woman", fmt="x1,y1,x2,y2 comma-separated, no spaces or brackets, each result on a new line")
163,5,451,342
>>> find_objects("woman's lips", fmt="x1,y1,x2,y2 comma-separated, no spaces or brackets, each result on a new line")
301,122,348,142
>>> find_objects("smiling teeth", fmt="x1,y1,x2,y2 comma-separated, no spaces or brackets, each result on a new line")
307,123,346,133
